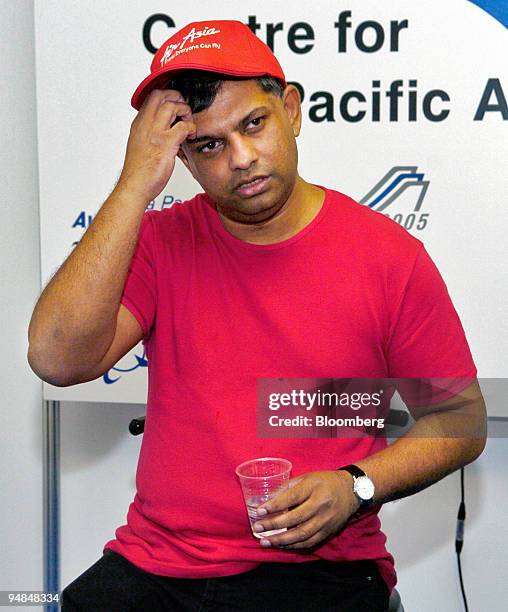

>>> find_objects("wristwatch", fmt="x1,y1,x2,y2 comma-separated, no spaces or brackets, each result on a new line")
337,464,375,511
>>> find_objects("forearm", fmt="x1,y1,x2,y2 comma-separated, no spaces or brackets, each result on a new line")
28,183,148,383
354,402,487,507
242,388,487,551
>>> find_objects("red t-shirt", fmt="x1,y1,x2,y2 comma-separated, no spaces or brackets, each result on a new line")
104,187,477,594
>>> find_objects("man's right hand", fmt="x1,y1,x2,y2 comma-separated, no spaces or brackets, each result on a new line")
117,89,196,202
28,90,198,386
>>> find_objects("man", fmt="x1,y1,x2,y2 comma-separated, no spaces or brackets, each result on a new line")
28,19,487,611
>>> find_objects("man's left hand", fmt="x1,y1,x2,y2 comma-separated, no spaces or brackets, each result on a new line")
253,470,360,550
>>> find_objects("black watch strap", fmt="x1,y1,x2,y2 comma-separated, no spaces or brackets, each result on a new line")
337,464,365,478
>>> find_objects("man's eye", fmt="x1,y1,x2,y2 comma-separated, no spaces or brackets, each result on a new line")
248,116,265,128
199,140,220,153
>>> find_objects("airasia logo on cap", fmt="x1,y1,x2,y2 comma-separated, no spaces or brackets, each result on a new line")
160,26,221,66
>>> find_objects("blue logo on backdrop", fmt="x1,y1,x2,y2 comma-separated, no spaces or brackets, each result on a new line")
103,348,148,384
468,1,508,29
360,166,431,231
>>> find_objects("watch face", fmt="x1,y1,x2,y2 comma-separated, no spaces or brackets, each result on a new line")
355,476,375,500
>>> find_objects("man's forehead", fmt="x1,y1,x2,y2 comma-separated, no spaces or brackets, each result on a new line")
191,79,277,127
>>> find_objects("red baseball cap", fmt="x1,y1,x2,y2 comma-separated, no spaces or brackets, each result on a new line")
131,19,287,110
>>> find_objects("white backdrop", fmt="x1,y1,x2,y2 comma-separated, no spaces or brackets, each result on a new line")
34,0,507,411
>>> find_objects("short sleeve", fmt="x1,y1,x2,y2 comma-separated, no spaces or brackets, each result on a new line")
386,245,477,406
120,212,157,341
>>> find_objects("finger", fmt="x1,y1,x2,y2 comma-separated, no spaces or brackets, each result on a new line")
260,518,323,548
137,88,175,119
258,480,310,515
138,88,185,122
161,88,185,102
159,97,192,120
253,499,316,534
274,529,329,550
288,476,304,489
169,120,197,147
154,101,193,132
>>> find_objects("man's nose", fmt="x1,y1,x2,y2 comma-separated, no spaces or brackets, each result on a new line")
228,134,258,171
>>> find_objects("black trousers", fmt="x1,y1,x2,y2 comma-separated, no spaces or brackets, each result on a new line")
61,549,390,611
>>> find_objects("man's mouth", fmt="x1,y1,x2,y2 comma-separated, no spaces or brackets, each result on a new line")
234,176,271,197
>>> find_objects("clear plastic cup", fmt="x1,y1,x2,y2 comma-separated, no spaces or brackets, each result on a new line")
235,457,292,538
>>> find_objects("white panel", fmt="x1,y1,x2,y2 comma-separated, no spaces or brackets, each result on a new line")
34,3,507,402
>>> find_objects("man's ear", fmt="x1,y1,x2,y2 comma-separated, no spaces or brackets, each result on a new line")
282,85,302,138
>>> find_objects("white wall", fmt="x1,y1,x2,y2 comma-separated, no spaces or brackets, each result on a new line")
1,2,507,611
0,0,43,602
383,423,508,611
